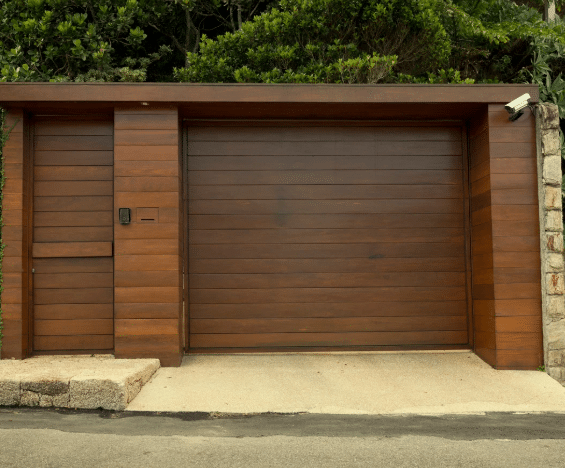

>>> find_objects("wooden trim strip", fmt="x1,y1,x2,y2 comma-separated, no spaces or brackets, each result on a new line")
32,242,113,258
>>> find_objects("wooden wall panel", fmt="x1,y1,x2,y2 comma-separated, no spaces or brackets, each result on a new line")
1,109,29,359
113,106,182,366
488,104,542,369
469,107,495,365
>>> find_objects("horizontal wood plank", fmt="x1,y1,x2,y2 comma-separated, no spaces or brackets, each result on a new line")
32,242,112,258
34,335,113,351
35,319,113,336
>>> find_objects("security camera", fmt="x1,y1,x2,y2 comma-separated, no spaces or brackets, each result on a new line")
505,93,531,121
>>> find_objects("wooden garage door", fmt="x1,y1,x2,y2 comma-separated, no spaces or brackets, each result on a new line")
32,117,114,353
187,122,469,351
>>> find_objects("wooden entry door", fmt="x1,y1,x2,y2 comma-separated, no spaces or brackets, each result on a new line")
31,117,114,354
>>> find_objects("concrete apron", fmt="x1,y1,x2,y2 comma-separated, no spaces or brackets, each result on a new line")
126,351,565,415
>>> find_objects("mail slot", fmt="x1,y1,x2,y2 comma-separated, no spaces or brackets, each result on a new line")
137,207,159,223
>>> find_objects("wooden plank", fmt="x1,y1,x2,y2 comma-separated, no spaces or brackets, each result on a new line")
115,192,178,208
34,196,112,212
189,257,466,274
493,252,541,268
114,145,178,161
492,220,539,237
32,242,112,258
188,140,462,156
188,170,463,186
35,166,113,181
114,270,180,287
496,332,542,349
491,205,538,221
496,350,542,369
34,120,113,136
113,223,178,240
115,177,179,192
190,287,467,304
114,302,179,319
115,287,178,303
34,288,114,305
33,257,113,273
490,158,536,174
115,161,178,177
189,184,463,200
494,283,541,299
190,301,468,319
114,239,179,255
489,127,535,143
188,155,462,171
34,304,113,320
34,319,114,336
189,228,463,245
490,173,537,190
492,236,540,252
34,335,113,351
35,181,113,197
2,226,24,241
494,299,541,316
34,135,113,151
189,213,465,230
115,319,178,335
189,199,464,215
190,331,469,348
191,316,468,334
115,129,177,146
189,242,465,259
35,151,113,166
491,189,537,205
115,113,178,130
34,272,113,289
114,255,179,271
489,143,536,159
187,126,462,142
190,272,466,289
496,315,542,333
34,211,113,227
34,227,113,242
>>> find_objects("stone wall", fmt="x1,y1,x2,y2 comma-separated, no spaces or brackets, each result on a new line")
536,103,565,384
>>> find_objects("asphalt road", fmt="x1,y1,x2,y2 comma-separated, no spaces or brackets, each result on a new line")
1,409,565,467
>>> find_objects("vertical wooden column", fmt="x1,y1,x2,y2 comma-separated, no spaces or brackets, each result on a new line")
487,104,542,369
1,109,30,359
470,108,496,366
469,106,543,369
113,106,182,366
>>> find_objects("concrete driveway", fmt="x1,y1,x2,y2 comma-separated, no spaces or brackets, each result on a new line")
126,350,565,414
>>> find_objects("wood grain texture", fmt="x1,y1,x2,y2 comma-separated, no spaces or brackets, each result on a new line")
186,123,468,350
32,117,114,353
113,108,182,365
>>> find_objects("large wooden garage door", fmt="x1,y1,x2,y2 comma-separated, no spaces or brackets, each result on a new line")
187,122,469,351
32,117,114,353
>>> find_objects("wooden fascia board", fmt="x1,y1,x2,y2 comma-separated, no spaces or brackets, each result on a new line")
0,83,539,105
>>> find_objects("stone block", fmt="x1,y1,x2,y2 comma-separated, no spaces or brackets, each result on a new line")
547,321,565,350
547,295,565,320
545,186,563,210
546,232,564,252
547,350,565,366
545,211,564,232
547,273,565,294
21,379,69,396
547,253,565,272
0,380,20,406
20,391,40,406
542,129,562,156
69,377,127,411
543,156,562,185
538,104,561,130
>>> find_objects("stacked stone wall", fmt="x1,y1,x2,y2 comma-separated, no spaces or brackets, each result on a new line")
536,103,565,384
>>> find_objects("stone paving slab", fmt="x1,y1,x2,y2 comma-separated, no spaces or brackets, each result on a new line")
0,355,159,410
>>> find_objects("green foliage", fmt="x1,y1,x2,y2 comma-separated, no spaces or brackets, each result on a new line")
0,0,181,82
175,0,453,83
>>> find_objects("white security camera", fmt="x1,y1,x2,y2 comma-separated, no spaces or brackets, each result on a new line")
505,93,531,121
